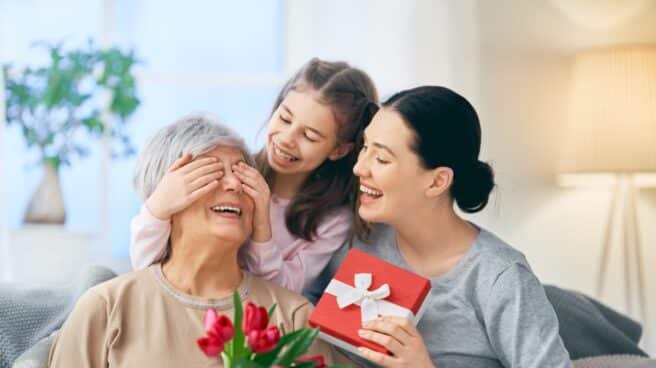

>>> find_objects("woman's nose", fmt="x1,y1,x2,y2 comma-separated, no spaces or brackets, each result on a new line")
353,155,368,178
221,171,243,193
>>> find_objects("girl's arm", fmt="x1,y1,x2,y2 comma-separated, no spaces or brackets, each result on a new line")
243,210,352,294
130,204,171,269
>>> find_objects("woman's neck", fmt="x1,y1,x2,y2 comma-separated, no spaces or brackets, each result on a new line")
272,171,309,199
162,234,243,300
393,202,478,277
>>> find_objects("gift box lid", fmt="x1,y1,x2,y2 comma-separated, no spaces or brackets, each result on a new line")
309,248,431,354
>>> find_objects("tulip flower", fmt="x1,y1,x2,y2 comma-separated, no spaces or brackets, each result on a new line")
197,309,234,357
243,302,269,334
197,335,225,357
247,325,281,353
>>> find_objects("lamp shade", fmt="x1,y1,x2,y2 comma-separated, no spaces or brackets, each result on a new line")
559,46,656,174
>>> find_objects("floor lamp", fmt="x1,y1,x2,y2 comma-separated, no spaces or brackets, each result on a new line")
559,45,656,345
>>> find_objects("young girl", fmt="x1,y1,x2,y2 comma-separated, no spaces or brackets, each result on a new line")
130,58,379,293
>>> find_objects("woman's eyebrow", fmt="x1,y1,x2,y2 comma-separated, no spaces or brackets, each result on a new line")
372,142,397,157
281,104,293,116
363,132,396,157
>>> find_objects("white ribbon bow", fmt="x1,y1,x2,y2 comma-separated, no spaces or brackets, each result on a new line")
337,273,390,323
326,273,413,325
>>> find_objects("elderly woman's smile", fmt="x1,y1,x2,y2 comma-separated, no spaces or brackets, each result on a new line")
209,203,242,218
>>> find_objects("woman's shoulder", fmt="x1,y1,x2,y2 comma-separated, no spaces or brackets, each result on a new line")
84,267,155,305
464,227,544,296
472,227,532,272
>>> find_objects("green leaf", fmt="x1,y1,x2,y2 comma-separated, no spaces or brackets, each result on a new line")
252,329,306,366
21,126,38,146
82,115,105,134
232,290,246,357
268,304,277,317
44,132,55,145
232,356,262,368
272,328,320,367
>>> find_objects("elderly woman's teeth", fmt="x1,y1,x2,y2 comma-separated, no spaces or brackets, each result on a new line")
211,206,242,216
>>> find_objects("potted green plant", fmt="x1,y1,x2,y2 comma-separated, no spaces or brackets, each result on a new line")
3,41,140,224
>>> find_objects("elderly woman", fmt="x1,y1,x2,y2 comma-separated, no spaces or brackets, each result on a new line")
48,114,335,367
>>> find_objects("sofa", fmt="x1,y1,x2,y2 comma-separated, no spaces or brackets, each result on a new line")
1,267,654,368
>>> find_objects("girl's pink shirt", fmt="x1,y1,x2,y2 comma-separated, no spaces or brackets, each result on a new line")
129,196,352,293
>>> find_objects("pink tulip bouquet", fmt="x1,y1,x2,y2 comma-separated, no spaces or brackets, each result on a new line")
197,291,348,368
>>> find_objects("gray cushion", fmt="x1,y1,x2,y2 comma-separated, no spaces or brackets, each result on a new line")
11,333,57,368
574,355,656,368
0,266,116,368
545,285,647,359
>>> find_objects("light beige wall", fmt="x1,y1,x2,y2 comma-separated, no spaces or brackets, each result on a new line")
463,0,656,353
287,0,656,353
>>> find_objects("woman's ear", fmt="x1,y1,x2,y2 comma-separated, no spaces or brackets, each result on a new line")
425,167,453,198
329,142,354,161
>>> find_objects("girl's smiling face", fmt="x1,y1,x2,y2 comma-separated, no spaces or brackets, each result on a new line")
266,89,350,176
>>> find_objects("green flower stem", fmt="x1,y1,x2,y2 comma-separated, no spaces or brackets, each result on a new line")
221,351,232,368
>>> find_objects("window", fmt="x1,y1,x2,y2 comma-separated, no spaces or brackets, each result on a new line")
1,0,287,263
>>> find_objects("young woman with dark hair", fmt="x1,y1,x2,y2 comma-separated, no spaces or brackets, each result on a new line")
309,86,572,368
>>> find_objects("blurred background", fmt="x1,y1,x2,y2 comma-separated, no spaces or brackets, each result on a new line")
1,0,655,354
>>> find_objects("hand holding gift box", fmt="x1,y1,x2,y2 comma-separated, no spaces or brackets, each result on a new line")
309,249,431,356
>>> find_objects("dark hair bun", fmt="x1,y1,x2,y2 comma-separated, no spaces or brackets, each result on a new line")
452,160,495,213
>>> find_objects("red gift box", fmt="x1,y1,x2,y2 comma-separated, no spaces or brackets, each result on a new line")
309,248,431,356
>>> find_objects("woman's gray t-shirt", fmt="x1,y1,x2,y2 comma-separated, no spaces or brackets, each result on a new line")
306,223,573,368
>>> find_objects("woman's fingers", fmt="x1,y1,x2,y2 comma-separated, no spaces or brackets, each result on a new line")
241,183,260,202
358,328,404,355
357,347,399,368
180,157,218,174
233,169,260,189
187,179,220,203
364,317,414,341
168,153,193,172
358,317,432,368
186,162,224,182
234,163,269,185
233,162,258,176
233,169,269,198
381,316,418,337
188,171,224,192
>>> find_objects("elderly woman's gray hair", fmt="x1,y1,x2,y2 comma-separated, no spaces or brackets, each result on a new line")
133,113,253,200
